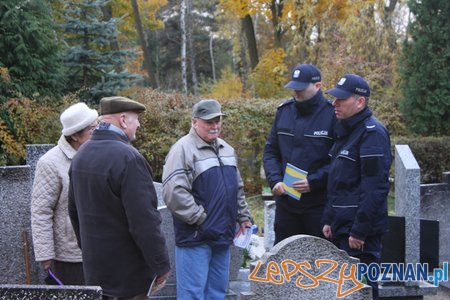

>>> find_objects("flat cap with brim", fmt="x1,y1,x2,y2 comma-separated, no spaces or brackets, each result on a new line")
100,96,146,115
192,99,225,120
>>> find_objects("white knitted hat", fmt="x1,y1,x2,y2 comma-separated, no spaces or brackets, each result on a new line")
60,102,98,136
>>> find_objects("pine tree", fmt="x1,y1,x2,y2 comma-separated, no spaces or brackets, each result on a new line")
0,0,65,102
399,0,450,136
61,0,142,102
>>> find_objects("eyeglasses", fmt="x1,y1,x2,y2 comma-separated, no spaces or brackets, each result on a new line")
85,123,98,133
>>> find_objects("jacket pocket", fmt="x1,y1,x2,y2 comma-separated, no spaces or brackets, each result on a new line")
330,148,359,191
331,195,359,222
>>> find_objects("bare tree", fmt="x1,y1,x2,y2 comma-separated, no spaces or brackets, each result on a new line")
209,35,216,81
187,0,198,95
270,0,285,48
180,0,188,94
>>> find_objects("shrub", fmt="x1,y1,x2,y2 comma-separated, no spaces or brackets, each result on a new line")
392,136,450,184
0,97,61,165
250,48,288,99
134,88,280,194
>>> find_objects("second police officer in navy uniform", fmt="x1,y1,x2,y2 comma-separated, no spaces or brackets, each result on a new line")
263,64,337,244
322,74,392,300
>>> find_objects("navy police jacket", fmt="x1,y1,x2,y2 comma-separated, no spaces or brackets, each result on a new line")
322,107,391,240
263,90,336,211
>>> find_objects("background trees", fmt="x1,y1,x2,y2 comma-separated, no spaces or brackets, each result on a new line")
60,0,142,102
0,0,449,173
399,0,450,136
0,0,65,103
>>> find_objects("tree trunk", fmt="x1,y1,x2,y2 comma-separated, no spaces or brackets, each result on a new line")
180,0,188,94
238,31,249,91
209,36,216,82
241,14,259,70
270,0,284,49
131,0,158,88
187,0,198,95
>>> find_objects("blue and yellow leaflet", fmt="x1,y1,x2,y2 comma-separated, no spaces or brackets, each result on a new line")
282,163,308,200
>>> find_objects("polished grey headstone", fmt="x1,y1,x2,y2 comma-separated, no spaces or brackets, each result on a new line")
264,201,275,251
242,235,372,299
395,144,421,288
154,182,165,207
0,166,40,284
421,172,450,272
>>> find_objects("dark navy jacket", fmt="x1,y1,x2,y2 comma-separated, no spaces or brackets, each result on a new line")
322,107,391,240
69,128,170,298
263,90,336,212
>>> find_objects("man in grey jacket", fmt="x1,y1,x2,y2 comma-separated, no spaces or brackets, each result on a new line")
162,99,252,300
69,96,170,300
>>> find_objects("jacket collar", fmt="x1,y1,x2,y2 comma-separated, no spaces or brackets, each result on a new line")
293,89,324,116
94,122,130,143
335,106,372,138
189,127,225,150
57,135,77,160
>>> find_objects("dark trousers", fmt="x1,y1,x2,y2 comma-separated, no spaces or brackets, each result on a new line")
47,260,84,285
274,203,324,245
333,235,382,300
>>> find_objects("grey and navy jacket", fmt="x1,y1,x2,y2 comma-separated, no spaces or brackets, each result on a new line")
162,128,251,247
322,107,391,240
263,90,337,212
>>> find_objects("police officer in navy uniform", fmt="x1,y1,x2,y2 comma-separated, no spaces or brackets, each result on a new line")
263,64,336,244
322,74,391,300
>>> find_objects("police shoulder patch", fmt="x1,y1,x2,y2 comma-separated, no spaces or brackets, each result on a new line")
277,99,294,109
364,118,377,132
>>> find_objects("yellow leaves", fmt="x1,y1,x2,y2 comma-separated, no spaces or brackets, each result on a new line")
0,97,60,164
250,48,288,98
0,67,11,83
0,120,25,159
205,67,250,101
219,0,266,18
112,0,167,37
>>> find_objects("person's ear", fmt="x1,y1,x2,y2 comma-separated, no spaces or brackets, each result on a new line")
356,96,365,109
70,134,80,142
120,114,127,129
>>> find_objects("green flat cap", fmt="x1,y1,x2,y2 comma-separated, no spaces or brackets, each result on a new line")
100,96,146,115
192,99,225,120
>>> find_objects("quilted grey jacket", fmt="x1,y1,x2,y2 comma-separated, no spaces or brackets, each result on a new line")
31,135,82,262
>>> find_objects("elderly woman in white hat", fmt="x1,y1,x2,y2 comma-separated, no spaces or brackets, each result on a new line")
31,102,98,285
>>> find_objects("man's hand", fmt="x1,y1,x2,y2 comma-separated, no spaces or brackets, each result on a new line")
155,271,170,285
40,260,52,270
322,225,332,239
238,220,253,235
348,236,365,250
272,182,286,196
292,179,311,193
